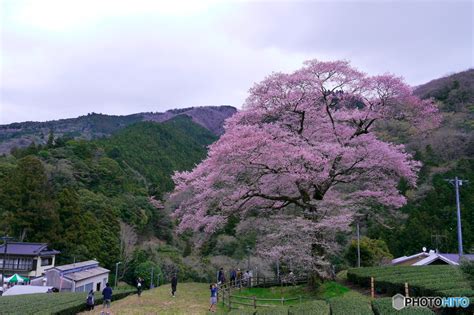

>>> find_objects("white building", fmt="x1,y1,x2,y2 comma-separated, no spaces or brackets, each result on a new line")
31,260,109,292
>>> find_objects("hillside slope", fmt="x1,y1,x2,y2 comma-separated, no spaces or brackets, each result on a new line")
367,69,474,257
0,116,217,271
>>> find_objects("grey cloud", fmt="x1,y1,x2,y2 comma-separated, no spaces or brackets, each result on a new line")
1,0,472,124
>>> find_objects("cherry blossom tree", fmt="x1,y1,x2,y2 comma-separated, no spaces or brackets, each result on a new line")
171,60,440,278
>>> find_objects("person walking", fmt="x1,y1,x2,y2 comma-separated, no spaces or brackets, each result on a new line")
209,283,218,313
171,274,178,297
85,290,95,311
101,283,113,315
137,277,143,297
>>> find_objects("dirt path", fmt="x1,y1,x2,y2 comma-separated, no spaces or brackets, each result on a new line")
79,283,223,315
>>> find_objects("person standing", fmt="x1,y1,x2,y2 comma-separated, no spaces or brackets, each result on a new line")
209,283,218,313
85,290,95,311
230,268,236,287
236,268,242,288
243,270,249,287
101,283,113,315
218,267,225,284
171,274,178,297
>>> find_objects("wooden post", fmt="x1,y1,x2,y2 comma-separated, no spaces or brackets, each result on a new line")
281,297,284,305
370,277,375,298
253,296,257,309
405,282,409,297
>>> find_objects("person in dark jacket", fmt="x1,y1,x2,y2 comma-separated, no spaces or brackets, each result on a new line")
171,274,178,297
102,282,113,314
218,267,225,284
137,277,143,297
230,268,236,287
85,290,95,311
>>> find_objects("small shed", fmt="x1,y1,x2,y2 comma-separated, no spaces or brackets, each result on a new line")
30,260,109,292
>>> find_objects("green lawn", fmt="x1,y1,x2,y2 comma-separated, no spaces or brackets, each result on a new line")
79,282,224,315
231,284,313,305
316,281,350,299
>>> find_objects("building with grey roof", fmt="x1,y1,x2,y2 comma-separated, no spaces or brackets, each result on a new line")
30,260,110,292
0,242,60,279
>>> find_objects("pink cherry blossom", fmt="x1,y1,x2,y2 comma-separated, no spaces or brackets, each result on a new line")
170,60,440,278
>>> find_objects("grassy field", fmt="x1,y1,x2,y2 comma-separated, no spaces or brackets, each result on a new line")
78,282,222,315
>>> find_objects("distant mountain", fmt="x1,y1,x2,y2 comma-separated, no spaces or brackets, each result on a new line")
413,69,474,160
0,105,237,154
414,69,474,107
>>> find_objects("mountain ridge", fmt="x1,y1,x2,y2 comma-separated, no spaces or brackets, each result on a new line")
0,105,237,154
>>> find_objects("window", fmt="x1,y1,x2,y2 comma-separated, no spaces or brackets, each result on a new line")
85,282,93,292
41,257,52,266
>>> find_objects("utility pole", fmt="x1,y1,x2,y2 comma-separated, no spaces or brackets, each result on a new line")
446,177,468,256
1,236,14,288
356,223,361,268
246,246,251,271
150,267,155,289
114,262,121,289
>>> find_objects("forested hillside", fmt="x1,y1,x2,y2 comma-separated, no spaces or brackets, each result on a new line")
0,116,217,281
366,69,474,258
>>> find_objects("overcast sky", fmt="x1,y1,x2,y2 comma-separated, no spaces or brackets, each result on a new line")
0,0,472,124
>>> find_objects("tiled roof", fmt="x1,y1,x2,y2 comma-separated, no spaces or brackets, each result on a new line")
0,242,60,256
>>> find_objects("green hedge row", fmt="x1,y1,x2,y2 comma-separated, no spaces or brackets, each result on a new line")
347,266,472,297
329,292,373,315
372,298,435,315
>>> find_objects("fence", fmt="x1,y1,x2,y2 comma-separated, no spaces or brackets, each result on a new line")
219,275,308,311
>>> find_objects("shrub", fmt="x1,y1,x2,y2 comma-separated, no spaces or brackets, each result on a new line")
345,237,393,267
329,291,373,315
227,300,330,315
460,258,474,284
347,265,472,297
372,298,435,315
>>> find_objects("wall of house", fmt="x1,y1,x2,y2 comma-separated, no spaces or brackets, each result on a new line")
37,269,73,291
74,273,109,293
30,256,55,277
